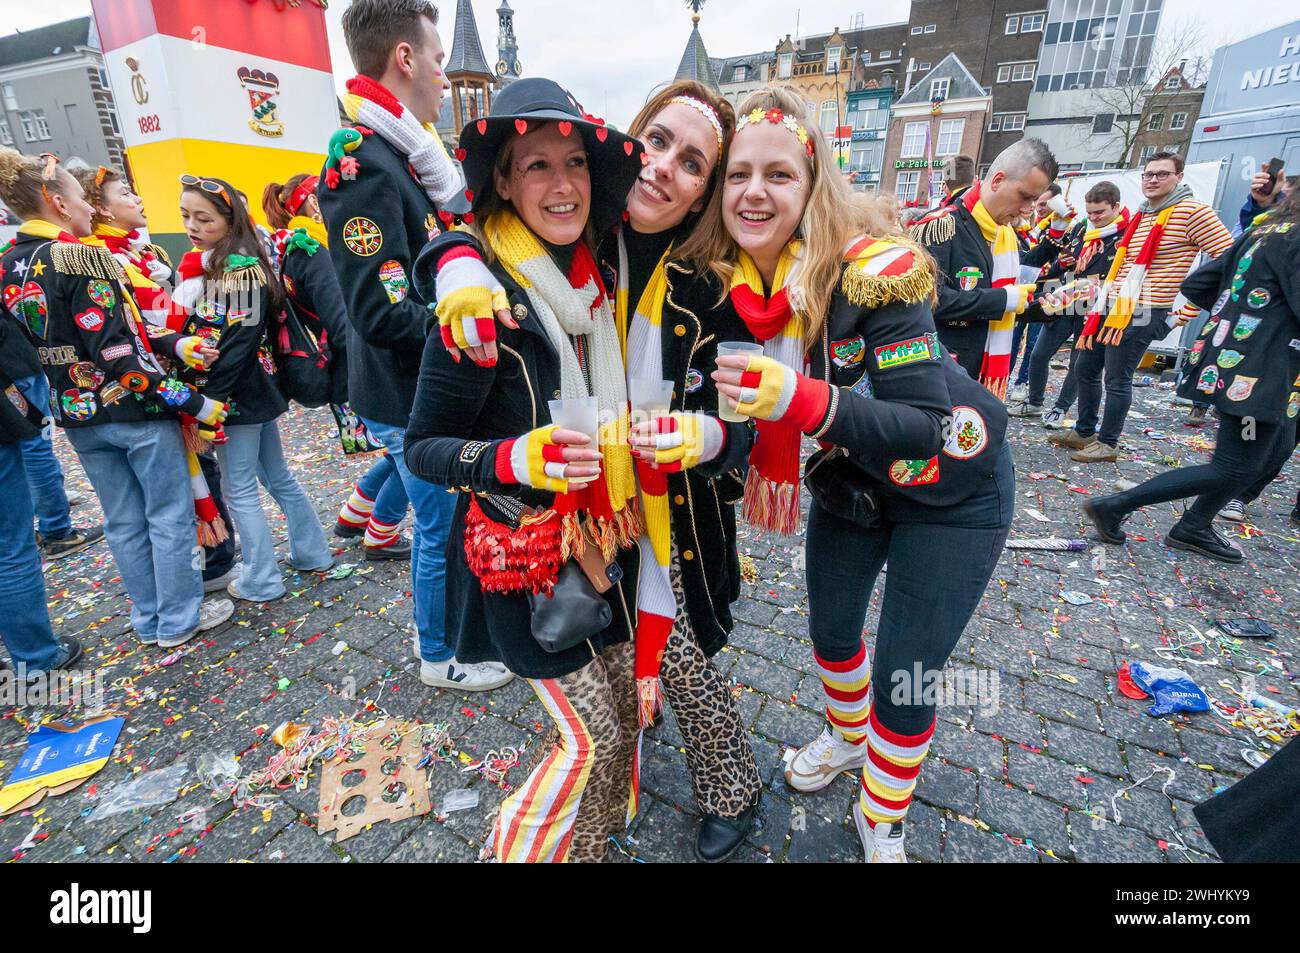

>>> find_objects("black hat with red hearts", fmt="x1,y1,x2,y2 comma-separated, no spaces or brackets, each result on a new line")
456,77,644,235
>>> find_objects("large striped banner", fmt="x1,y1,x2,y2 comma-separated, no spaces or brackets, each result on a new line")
90,0,337,257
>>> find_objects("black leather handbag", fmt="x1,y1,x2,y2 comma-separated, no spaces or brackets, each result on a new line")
803,445,883,530
527,558,615,654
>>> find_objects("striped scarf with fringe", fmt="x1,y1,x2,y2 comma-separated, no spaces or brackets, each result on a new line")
966,187,1020,398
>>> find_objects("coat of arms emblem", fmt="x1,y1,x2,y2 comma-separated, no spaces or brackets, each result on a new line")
238,67,284,138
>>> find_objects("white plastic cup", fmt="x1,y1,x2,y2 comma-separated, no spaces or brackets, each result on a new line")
1047,193,1071,218
547,395,600,447
629,377,674,418
716,341,765,422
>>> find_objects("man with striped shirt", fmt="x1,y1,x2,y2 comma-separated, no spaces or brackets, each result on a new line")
1062,153,1234,463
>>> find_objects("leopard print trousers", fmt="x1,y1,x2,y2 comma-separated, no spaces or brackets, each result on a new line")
657,561,762,818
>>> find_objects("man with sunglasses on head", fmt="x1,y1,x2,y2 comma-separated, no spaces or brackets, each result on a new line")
1066,153,1234,463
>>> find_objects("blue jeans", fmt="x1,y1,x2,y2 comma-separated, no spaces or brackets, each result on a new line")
65,421,203,642
216,420,332,601
1011,322,1042,386
16,375,72,540
357,453,410,527
361,417,454,662
0,442,61,670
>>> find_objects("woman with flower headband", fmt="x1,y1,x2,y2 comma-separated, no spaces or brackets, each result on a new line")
263,174,410,563
420,79,764,862
174,173,333,603
0,148,234,650
73,164,238,591
708,88,1013,862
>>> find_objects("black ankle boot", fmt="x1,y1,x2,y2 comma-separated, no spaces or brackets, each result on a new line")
1083,495,1129,544
694,795,760,863
1164,522,1243,563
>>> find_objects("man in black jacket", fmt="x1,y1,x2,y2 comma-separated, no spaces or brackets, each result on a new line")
317,0,508,691
910,138,1063,382
0,317,83,677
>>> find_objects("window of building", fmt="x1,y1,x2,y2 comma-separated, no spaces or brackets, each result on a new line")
1012,63,1035,82
918,61,931,71
826,46,842,73
107,105,121,136
998,65,1012,82
821,101,839,133
1093,112,1115,133
778,53,793,79
2,83,16,111
1146,112,1164,131
0,118,10,145
901,121,928,157
924,24,937,33
936,118,964,155
1001,112,1026,132
930,77,950,101
1139,144,1156,163
911,26,922,35
1170,111,1187,130
863,51,871,63
20,110,51,142
1021,13,1045,31
881,49,892,59
760,63,770,81
734,65,747,83
1006,15,1020,34
988,114,1002,132
896,170,921,202
1164,74,1181,90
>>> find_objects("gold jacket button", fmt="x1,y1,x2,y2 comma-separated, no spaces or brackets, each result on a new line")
673,495,685,505
512,303,529,322
682,549,695,561
673,324,687,337
553,390,562,399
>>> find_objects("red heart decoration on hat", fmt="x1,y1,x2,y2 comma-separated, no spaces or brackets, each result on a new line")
476,120,488,135
454,148,467,161
463,212,476,224
464,189,475,203
558,121,573,137
595,128,608,143
438,210,455,226
515,119,528,135
623,141,634,156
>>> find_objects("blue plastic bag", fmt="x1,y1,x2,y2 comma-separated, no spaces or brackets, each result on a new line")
1129,662,1211,717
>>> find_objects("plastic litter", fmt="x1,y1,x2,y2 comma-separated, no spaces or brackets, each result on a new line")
441,788,480,814
1128,662,1211,717
1060,590,1093,606
196,752,241,791
89,761,190,822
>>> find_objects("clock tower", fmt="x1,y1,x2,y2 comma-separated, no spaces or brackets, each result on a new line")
495,0,521,84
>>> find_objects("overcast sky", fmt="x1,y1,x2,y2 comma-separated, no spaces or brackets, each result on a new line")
5,0,1297,126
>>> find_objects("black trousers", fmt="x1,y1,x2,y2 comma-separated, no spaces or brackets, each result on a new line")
1113,414,1284,531
805,445,1014,735
1075,310,1169,446
1027,316,1085,410
1238,418,1300,507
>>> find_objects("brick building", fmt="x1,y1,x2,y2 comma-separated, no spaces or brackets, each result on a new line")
1128,64,1205,165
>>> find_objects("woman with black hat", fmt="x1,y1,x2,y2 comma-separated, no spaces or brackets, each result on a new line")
418,79,764,862
174,175,333,602
1082,188,1300,563
404,78,649,863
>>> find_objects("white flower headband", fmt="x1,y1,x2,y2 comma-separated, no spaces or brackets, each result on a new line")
736,107,814,161
668,95,724,152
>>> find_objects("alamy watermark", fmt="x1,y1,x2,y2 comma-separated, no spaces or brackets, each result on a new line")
0,665,106,710
889,663,1001,717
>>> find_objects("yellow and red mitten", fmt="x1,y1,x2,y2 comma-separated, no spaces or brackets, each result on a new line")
495,425,579,494
734,354,830,432
434,246,510,354
174,335,211,370
640,412,726,473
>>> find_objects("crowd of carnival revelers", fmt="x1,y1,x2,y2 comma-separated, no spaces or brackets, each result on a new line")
2,0,1296,862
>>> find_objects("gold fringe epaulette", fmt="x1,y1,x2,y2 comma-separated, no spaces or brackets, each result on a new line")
840,236,936,309
909,210,956,248
217,264,268,293
52,243,125,281
145,243,172,268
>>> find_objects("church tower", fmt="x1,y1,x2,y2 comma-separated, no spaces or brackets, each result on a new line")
495,0,522,85
444,0,496,134
674,0,720,92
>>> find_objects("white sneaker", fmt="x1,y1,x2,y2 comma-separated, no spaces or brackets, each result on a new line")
203,568,237,593
158,598,233,649
783,726,868,793
1008,383,1029,402
1008,401,1043,418
853,808,908,863
1041,408,1065,429
420,658,514,691
1218,499,1246,523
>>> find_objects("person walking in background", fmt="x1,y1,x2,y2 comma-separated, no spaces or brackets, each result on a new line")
263,173,410,563
1067,152,1234,463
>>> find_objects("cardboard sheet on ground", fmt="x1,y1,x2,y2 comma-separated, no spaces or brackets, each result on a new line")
317,726,430,842
0,716,125,815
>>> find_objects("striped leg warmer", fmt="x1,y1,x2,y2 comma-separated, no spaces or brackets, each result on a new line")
815,641,871,745
859,706,936,828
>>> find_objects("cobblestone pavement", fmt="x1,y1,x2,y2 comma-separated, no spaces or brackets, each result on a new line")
3,368,1297,863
